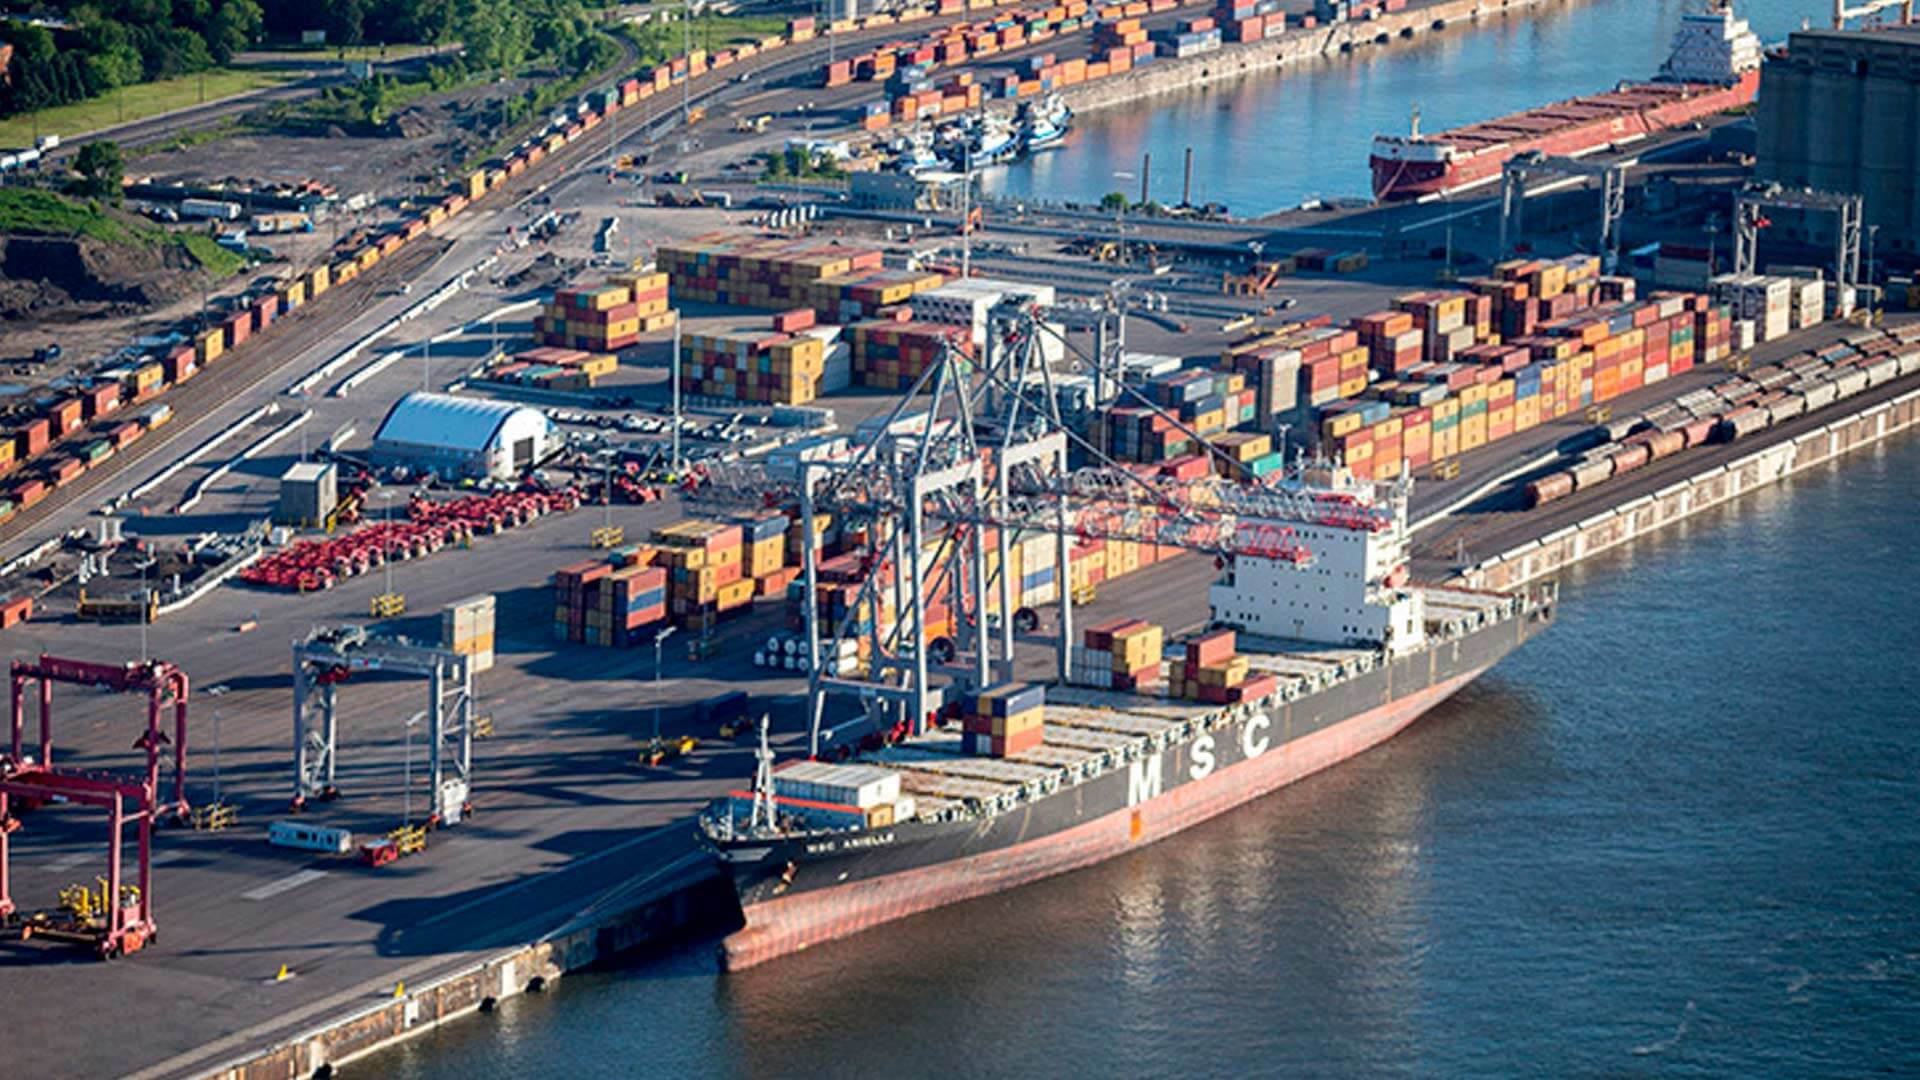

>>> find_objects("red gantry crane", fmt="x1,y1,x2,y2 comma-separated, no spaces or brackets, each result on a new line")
1,655,191,957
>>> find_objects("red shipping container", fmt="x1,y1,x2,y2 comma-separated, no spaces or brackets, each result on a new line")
85,383,121,419
1186,629,1236,668
773,308,816,333
18,418,50,456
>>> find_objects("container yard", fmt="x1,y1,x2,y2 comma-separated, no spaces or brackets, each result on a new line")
1,0,1918,1074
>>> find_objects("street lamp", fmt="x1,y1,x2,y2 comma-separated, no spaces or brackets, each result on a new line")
652,625,679,742
403,709,427,827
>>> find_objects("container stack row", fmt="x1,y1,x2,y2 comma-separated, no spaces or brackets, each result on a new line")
483,346,618,393
850,319,977,390
536,271,676,353
553,557,669,647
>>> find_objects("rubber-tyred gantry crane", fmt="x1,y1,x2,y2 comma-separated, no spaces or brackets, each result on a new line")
0,655,191,958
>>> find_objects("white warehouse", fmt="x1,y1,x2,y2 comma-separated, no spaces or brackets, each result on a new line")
370,392,551,481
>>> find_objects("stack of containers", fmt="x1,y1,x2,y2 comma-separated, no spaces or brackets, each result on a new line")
682,319,828,404
962,682,1045,757
1073,618,1164,689
764,761,906,828
553,560,611,643
538,281,642,352
487,346,618,391
654,520,752,629
442,594,497,672
1355,309,1423,374
850,320,974,389
734,510,798,597
1168,629,1279,704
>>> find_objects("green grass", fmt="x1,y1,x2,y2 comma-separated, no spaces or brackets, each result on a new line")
0,187,162,245
619,14,797,68
0,69,292,147
0,187,246,277
177,232,247,276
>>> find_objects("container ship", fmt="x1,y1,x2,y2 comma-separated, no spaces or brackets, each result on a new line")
1369,1,1762,202
700,467,1557,969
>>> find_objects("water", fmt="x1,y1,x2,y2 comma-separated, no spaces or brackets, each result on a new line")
377,439,1920,1078
980,0,1820,215
380,7,1920,1074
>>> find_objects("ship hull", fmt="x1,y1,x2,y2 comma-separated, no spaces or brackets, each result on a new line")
1370,70,1759,202
715,604,1548,969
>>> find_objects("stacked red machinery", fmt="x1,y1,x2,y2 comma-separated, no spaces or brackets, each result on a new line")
241,489,580,591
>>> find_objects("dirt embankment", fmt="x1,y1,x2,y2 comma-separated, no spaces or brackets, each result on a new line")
0,234,207,320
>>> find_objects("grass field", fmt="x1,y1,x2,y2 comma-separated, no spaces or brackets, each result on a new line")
0,69,292,147
621,14,797,67
0,188,246,275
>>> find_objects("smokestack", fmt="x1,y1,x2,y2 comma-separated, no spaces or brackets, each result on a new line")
1182,147,1194,207
1140,152,1151,205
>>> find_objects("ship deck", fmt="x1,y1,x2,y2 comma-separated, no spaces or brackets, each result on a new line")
810,584,1525,822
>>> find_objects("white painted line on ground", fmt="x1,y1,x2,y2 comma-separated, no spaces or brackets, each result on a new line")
150,849,190,866
242,868,329,901
45,851,92,872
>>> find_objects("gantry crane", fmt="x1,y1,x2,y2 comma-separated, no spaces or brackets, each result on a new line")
687,299,1398,756
1832,0,1913,27
1499,151,1631,270
1732,182,1864,287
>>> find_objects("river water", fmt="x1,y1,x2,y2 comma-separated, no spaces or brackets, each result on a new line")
981,0,1818,214
383,4,1920,1075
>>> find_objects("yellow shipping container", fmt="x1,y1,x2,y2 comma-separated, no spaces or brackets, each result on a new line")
307,264,331,297
283,278,306,308
1460,414,1488,451
195,327,224,363
466,170,489,201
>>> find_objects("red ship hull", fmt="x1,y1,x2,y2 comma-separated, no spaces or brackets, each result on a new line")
1370,70,1759,202
719,663,1489,970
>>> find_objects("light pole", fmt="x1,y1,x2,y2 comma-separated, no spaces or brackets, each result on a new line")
670,315,683,475
403,709,427,827
212,707,223,806
652,625,679,742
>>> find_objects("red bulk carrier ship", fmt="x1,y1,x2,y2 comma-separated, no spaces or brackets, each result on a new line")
1370,0,1762,202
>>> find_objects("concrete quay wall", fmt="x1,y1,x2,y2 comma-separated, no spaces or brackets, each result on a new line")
203,869,731,1080
1055,0,1579,115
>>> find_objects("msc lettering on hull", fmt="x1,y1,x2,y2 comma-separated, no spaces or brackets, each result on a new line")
1131,712,1275,808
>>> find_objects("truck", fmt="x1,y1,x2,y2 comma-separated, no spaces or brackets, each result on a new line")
181,198,242,221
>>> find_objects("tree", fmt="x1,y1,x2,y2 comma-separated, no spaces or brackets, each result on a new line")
207,0,264,64
1100,191,1128,212
74,141,126,204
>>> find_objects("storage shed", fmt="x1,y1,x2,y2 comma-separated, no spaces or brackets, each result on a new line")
370,392,550,480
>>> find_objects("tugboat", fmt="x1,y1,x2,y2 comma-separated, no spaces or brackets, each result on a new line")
1020,94,1073,152
890,126,945,173
946,110,1019,167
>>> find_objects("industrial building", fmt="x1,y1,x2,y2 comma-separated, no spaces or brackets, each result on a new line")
276,461,338,526
1757,23,1920,255
370,392,551,480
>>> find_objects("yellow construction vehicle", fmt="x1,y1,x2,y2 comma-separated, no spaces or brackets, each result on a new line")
642,734,698,767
